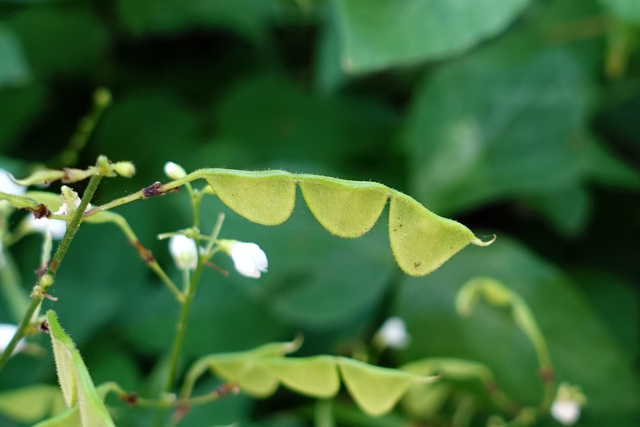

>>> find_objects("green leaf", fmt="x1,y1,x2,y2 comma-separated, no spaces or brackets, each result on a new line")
201,168,491,276
337,357,415,416
0,385,65,423
46,310,115,427
404,34,593,227
5,9,108,78
118,0,279,41
598,0,640,23
0,84,44,150
0,24,30,88
332,0,532,73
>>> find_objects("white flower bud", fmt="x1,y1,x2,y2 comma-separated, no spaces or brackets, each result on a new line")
164,162,187,180
169,235,198,270
376,316,411,349
114,161,136,178
229,241,268,278
0,323,26,356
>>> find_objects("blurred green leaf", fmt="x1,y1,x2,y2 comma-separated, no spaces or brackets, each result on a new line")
598,0,640,23
404,34,598,232
0,384,65,423
395,237,640,425
6,8,108,78
213,75,398,174
332,0,532,73
0,84,44,150
0,25,30,88
118,0,280,41
314,4,349,94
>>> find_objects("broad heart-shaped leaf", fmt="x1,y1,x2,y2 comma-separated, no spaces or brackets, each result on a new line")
46,310,115,427
299,178,388,238
337,357,415,417
200,168,490,276
598,0,640,23
0,384,66,423
332,0,531,73
183,340,437,417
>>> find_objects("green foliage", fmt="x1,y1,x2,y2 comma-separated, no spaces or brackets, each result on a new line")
0,385,65,423
333,0,532,72
0,0,639,426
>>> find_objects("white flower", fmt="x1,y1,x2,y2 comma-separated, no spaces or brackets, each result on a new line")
0,169,26,196
550,382,585,425
0,323,26,356
164,162,186,179
27,215,67,240
551,400,580,425
0,168,26,212
376,317,411,349
169,235,198,270
229,241,268,278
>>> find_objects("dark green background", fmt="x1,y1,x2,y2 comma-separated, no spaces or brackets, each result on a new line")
0,0,639,425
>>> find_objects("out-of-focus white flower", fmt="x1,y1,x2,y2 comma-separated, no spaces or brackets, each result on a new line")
27,216,67,240
0,323,26,356
376,317,411,349
164,162,187,180
221,241,268,278
0,169,26,196
550,382,585,425
169,235,198,270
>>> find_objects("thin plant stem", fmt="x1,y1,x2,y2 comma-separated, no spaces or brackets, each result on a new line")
151,190,207,427
0,171,103,371
151,261,205,427
107,215,183,302
314,399,336,427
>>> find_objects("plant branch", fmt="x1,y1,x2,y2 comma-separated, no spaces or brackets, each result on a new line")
0,170,103,371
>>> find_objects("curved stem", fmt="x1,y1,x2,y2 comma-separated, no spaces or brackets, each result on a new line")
0,171,103,371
